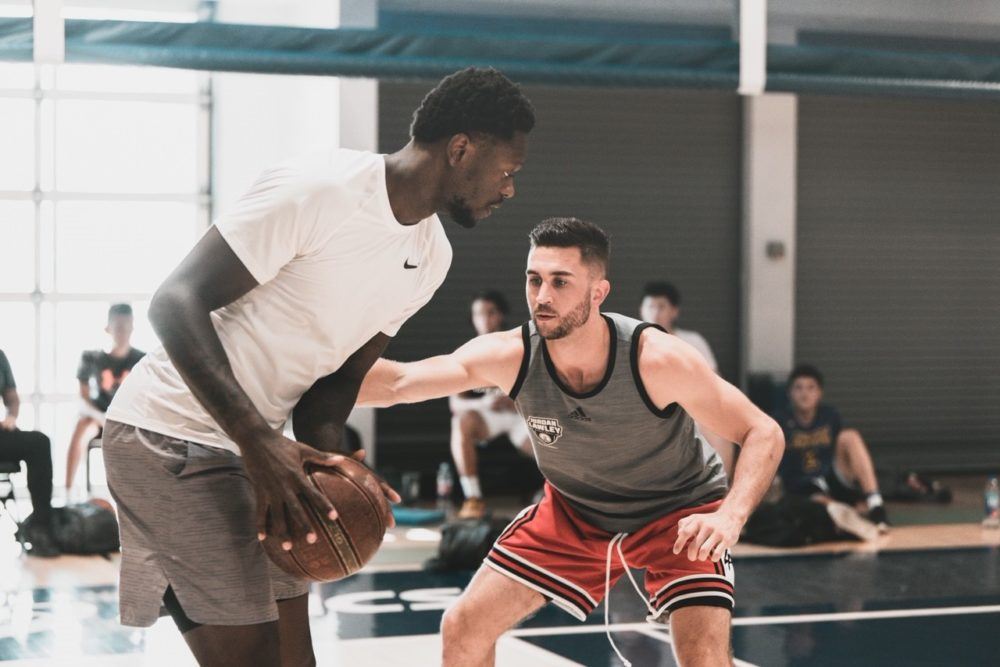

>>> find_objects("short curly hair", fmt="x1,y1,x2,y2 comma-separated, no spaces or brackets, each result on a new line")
410,67,535,143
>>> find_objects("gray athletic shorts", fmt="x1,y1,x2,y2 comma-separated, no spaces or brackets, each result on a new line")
102,420,309,627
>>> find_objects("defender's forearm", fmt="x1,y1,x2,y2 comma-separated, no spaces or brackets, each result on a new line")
356,359,406,408
719,419,785,523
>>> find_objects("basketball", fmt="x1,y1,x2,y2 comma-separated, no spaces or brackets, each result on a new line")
262,457,392,582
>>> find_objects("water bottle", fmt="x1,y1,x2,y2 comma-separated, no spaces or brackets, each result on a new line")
436,463,454,508
983,476,1000,529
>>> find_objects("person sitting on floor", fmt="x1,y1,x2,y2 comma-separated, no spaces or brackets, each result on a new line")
0,349,59,557
773,364,889,535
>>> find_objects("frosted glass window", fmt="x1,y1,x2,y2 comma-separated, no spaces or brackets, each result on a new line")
0,99,35,190
0,302,36,392
0,63,34,89
55,64,201,95
56,99,199,193
55,201,198,293
0,202,36,292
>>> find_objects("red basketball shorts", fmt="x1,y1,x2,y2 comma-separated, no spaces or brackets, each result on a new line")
485,483,735,621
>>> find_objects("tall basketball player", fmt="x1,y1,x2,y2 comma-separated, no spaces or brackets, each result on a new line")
359,218,785,666
102,68,534,666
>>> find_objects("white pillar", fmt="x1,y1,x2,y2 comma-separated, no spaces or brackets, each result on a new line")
741,93,797,382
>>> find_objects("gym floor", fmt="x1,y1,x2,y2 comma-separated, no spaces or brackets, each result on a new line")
2,477,999,666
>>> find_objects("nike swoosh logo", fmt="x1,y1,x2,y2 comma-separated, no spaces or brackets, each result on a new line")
403,260,418,269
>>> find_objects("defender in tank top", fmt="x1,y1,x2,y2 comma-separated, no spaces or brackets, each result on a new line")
358,218,785,667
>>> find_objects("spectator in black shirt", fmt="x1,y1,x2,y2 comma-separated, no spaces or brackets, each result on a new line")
773,364,889,532
65,304,145,495
0,349,58,556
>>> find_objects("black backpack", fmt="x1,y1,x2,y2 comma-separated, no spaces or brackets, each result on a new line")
423,517,511,572
51,502,120,556
742,495,840,547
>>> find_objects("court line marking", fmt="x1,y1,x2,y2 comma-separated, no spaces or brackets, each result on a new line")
506,602,1000,637
731,603,1000,626
360,563,425,573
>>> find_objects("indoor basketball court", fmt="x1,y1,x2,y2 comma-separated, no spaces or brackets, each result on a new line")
2,1,999,666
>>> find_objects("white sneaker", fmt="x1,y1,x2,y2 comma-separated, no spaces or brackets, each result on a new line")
826,501,881,541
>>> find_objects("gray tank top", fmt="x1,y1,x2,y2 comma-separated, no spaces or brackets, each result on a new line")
510,312,728,533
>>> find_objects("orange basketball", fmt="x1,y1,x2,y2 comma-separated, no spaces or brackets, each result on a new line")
262,457,391,582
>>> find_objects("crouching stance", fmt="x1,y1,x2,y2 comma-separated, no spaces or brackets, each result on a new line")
359,218,784,666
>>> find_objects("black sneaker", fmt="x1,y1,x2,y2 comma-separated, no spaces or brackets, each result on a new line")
19,522,61,558
867,505,890,532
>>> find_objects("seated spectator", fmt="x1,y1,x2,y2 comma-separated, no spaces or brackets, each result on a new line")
0,349,58,557
773,364,889,533
65,304,144,496
640,281,736,478
450,290,533,520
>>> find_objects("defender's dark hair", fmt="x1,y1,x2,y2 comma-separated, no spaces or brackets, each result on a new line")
108,303,133,321
528,217,610,275
410,67,535,144
642,281,681,307
788,364,824,388
472,289,510,316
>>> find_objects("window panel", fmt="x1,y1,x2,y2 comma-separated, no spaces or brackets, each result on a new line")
55,99,199,193
127,300,159,353
54,64,201,95
0,302,36,393
0,61,33,88
0,98,35,190
0,202,35,292
55,201,199,293
52,301,112,394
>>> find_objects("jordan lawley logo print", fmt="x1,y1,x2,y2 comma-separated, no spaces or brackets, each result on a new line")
527,416,564,448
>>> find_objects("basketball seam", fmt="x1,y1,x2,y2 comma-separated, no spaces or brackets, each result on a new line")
303,495,353,576
332,465,387,543
284,542,318,580
308,468,365,571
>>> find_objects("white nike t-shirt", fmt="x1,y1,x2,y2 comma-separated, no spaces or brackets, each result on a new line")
108,148,452,454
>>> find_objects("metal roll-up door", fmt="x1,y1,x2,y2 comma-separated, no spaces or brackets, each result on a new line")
377,82,741,468
796,95,1000,469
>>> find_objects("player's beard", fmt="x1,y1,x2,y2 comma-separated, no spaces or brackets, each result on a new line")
535,294,591,340
445,195,477,229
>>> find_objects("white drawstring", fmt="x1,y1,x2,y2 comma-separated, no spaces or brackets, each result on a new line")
604,533,631,667
604,533,658,667
616,536,657,616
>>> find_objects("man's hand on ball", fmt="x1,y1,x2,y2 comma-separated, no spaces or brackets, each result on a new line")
349,449,402,527
243,433,343,552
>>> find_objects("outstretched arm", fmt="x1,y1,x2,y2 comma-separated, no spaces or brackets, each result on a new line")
358,328,524,408
639,329,785,561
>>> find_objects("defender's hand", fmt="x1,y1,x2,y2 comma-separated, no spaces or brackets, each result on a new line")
673,510,742,562
242,433,343,552
0,415,16,431
348,449,402,527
